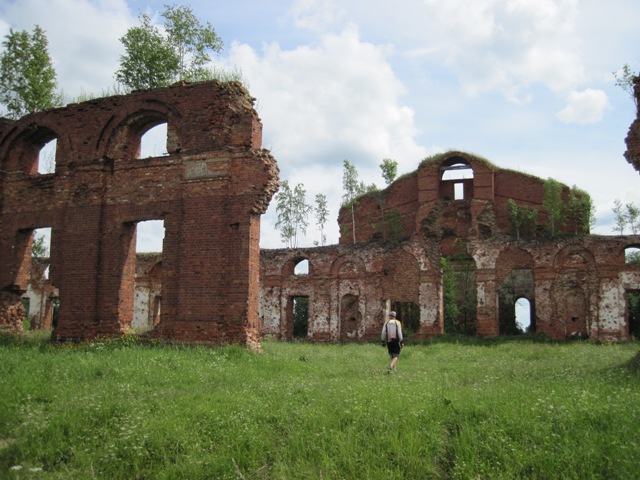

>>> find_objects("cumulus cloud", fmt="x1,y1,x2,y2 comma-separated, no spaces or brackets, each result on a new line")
417,0,585,99
228,24,428,246
556,88,610,124
229,25,427,172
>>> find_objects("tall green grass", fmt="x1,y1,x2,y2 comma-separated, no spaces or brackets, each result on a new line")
1,334,639,479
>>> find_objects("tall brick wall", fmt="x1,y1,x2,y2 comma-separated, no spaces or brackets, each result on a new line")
0,81,278,347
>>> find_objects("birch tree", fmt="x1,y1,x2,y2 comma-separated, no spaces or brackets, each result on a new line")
0,26,62,118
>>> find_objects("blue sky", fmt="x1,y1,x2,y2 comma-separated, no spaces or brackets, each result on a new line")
2,0,639,249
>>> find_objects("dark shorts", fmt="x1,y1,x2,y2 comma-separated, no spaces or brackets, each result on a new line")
387,339,401,357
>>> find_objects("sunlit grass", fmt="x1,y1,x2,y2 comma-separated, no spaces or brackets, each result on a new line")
1,333,638,479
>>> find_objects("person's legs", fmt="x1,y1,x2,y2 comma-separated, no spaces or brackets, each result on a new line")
386,340,401,373
390,355,399,371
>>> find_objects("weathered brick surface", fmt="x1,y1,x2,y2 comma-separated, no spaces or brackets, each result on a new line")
0,81,278,347
260,241,443,341
624,77,640,172
261,151,640,342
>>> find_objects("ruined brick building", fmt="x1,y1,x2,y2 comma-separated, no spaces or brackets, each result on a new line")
3,79,640,345
0,81,279,348
260,76,640,343
260,151,640,342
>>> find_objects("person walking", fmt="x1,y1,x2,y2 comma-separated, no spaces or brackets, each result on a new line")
381,311,403,373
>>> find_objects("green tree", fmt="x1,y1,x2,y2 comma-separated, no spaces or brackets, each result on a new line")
342,160,362,244
613,199,627,234
613,64,638,106
115,14,178,90
566,186,595,235
613,200,640,234
507,199,525,240
163,4,223,81
116,4,223,90
506,199,538,239
314,193,329,246
31,234,49,257
0,25,62,119
275,180,311,248
626,249,640,265
626,202,640,234
380,158,398,186
376,158,398,242
543,178,564,237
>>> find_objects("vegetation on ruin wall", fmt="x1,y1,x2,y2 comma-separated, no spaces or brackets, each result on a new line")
1,333,639,479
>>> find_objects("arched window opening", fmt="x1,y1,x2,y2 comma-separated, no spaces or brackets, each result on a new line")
625,246,640,265
515,297,531,333
294,259,309,275
140,123,168,159
292,296,309,339
440,160,474,202
38,138,57,174
441,162,474,181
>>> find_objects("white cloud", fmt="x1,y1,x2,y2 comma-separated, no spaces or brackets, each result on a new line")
228,25,428,247
556,88,610,124
229,25,427,173
0,0,135,99
287,0,344,32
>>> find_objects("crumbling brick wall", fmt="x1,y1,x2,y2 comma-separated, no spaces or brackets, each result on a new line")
261,151,640,342
0,81,278,347
624,76,640,173
260,242,443,342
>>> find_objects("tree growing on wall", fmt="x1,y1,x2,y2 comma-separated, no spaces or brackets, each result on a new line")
543,178,564,237
342,160,364,243
0,25,62,119
380,158,398,185
374,158,400,242
314,193,329,246
506,199,538,239
116,4,223,90
613,64,638,107
613,199,627,234
625,203,640,234
612,199,640,234
275,180,312,248
566,186,595,235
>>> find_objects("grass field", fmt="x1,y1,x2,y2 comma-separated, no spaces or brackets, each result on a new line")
1,332,639,479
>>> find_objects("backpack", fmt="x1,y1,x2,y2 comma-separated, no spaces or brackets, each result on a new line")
386,319,399,340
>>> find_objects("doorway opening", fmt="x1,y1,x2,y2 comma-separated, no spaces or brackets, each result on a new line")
627,290,640,339
291,296,309,339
